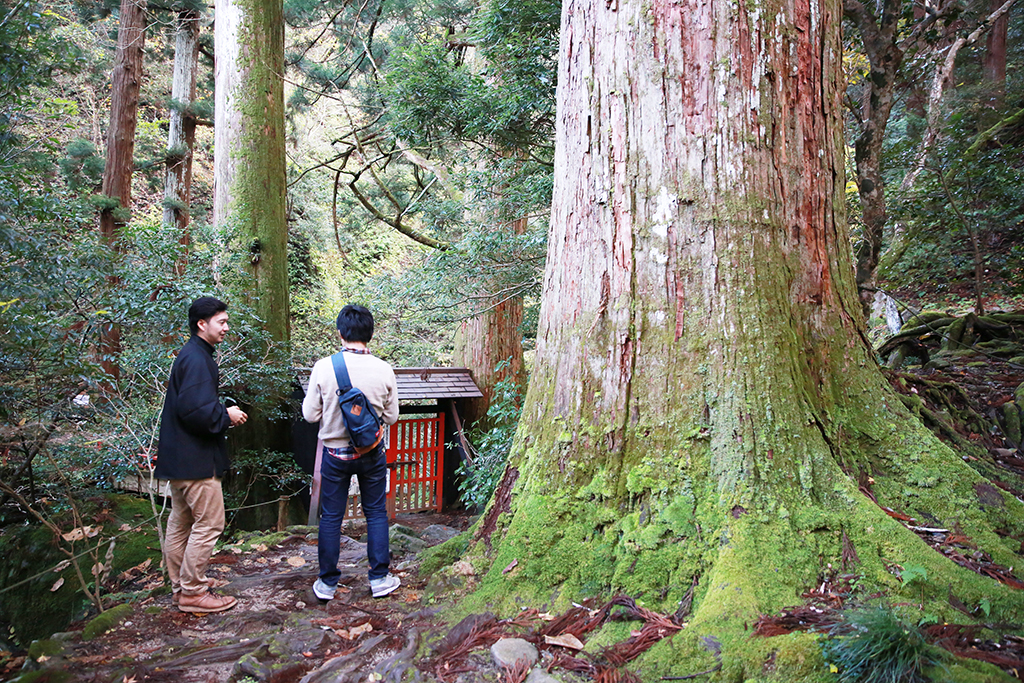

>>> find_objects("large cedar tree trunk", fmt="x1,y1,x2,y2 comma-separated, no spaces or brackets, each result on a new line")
467,0,1024,676
98,0,147,378
214,0,289,344
213,0,290,528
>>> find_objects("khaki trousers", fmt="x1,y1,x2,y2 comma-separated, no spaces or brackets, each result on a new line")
163,477,225,596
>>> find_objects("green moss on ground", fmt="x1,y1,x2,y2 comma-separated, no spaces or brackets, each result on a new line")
419,531,472,575
0,492,162,645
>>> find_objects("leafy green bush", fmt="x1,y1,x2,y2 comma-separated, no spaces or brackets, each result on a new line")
456,362,523,512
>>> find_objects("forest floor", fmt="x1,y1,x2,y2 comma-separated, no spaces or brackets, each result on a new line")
9,511,476,682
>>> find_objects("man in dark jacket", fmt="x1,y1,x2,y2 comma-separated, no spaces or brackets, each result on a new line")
156,297,247,613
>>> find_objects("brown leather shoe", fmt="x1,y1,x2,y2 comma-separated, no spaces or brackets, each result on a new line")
178,591,237,614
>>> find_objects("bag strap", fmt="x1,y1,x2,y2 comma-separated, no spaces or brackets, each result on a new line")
331,352,353,395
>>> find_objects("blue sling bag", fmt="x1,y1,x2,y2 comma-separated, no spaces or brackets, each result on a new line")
331,352,384,455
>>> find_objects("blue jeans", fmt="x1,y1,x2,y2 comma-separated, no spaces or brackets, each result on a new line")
317,446,390,585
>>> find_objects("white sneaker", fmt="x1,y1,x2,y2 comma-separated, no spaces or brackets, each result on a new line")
313,578,337,601
369,574,400,598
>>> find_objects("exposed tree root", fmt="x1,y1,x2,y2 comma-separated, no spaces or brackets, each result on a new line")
422,595,683,683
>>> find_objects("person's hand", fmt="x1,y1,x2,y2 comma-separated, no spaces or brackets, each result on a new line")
228,405,248,427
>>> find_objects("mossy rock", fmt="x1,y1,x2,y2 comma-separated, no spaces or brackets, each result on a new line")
0,493,161,646
82,602,132,641
419,531,471,575
26,639,65,660
226,529,290,551
1001,402,1022,447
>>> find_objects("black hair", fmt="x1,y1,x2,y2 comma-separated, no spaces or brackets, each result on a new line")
336,304,374,343
188,296,228,335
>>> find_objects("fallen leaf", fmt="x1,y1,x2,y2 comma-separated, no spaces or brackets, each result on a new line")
302,651,313,658
50,578,64,592
538,612,556,621
544,634,585,650
336,586,351,594
119,524,131,532
124,675,137,683
335,622,374,639
62,526,99,542
502,559,518,574
254,543,268,552
255,557,267,565
232,547,243,554
286,556,306,567
53,560,71,573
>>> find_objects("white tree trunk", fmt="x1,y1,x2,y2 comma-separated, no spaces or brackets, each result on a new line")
163,9,200,267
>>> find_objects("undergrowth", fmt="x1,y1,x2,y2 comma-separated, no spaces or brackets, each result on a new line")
822,605,945,683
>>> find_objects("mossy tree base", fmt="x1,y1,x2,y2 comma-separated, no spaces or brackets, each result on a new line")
445,0,1024,677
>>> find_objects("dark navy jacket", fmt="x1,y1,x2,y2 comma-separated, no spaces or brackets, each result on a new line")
155,335,231,480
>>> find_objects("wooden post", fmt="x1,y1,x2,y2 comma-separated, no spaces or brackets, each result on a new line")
276,495,288,532
307,438,323,526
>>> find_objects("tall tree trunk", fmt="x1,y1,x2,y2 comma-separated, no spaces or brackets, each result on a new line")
164,8,200,275
452,288,525,428
984,0,1009,109
213,0,290,528
214,0,289,345
98,0,148,380
452,215,527,428
844,0,903,315
468,0,1024,675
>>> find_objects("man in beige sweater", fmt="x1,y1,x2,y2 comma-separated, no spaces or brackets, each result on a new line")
302,305,400,599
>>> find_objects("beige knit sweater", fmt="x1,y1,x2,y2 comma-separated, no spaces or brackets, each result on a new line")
302,351,399,448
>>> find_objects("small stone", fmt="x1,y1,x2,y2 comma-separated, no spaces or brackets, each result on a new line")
491,638,539,668
390,524,419,538
526,667,561,683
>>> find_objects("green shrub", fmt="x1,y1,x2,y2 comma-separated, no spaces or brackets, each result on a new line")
822,605,944,683
456,361,522,512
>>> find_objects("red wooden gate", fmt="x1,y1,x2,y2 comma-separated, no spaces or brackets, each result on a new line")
336,414,445,520
386,414,445,516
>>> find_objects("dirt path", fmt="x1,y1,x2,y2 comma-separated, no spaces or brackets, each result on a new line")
13,513,470,682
